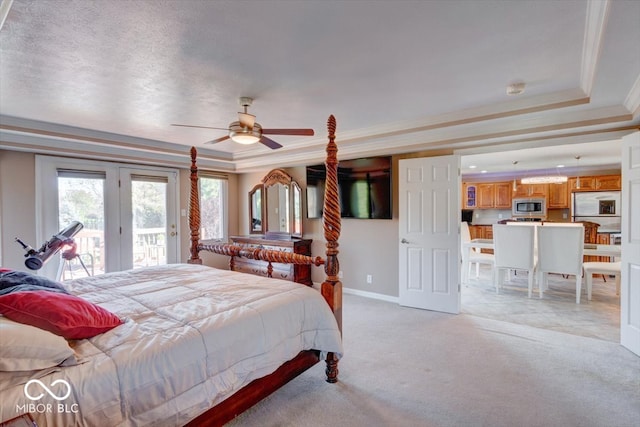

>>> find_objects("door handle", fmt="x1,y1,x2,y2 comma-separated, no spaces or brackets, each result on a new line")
170,231,177,237
401,238,410,244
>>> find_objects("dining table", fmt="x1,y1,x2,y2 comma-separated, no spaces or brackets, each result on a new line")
461,239,621,284
463,239,622,257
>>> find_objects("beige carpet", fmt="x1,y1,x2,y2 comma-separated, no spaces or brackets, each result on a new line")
225,289,640,427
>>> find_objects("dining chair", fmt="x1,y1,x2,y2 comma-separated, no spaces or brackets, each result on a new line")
492,224,537,297
460,221,494,284
583,261,621,300
537,225,585,303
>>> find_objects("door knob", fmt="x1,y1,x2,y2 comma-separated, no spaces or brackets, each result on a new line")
401,238,409,244
170,231,177,237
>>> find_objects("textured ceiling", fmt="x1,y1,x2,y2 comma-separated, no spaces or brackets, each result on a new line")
0,0,638,172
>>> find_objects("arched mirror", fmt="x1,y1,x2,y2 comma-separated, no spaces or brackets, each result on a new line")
292,182,302,236
248,184,264,234
266,182,290,234
249,169,302,238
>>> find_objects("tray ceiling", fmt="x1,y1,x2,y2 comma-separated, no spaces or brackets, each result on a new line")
0,0,638,172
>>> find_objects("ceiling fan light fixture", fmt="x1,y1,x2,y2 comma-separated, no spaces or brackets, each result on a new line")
229,121,261,144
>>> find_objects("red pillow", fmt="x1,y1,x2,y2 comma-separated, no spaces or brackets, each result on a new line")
0,291,122,339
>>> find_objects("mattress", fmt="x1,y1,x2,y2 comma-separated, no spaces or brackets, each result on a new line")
0,264,343,426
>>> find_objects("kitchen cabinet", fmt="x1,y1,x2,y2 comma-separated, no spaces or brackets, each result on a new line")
468,225,484,239
469,225,493,253
462,183,477,208
477,184,496,208
494,182,512,208
548,181,569,208
569,177,595,191
469,225,494,239
569,175,620,192
594,175,621,190
463,181,511,209
513,182,548,198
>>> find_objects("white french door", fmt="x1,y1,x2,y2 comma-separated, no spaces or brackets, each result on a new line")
620,131,640,356
398,155,461,313
119,169,179,270
36,156,179,279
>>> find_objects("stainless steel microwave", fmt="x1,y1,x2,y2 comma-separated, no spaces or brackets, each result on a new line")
512,198,546,217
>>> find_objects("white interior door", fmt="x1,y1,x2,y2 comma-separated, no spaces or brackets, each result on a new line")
399,155,460,313
621,131,640,356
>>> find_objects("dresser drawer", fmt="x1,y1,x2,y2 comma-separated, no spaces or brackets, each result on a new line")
229,236,312,286
241,243,293,253
233,259,294,281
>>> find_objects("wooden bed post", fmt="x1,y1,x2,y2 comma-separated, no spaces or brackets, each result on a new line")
322,115,342,383
188,146,202,265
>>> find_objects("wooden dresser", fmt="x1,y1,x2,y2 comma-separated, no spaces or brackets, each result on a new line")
229,235,313,286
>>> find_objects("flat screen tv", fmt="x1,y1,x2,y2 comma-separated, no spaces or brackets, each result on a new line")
306,156,392,219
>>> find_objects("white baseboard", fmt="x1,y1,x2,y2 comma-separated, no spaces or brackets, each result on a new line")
343,287,399,304
312,282,399,304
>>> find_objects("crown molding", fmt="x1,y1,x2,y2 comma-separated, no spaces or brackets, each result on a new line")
624,73,640,116
581,0,611,95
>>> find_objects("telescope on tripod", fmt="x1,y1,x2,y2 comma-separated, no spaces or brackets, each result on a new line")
15,221,85,271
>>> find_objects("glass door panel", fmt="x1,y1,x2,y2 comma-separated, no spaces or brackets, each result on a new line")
131,178,168,268
57,172,106,280
120,169,178,270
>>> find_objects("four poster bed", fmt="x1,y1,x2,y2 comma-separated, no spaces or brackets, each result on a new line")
0,116,342,426
184,115,343,425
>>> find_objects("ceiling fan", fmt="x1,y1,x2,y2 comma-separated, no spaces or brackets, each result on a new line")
171,97,314,149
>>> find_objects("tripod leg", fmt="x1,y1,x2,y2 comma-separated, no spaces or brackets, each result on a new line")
67,258,74,279
56,259,65,281
77,255,91,277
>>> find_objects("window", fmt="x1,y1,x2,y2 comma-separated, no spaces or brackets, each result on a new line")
199,175,228,241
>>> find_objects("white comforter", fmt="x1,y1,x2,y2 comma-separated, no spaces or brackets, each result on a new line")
0,264,343,426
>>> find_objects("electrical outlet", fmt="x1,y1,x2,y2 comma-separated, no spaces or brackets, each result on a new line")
339,270,343,279
563,212,568,219
366,274,372,284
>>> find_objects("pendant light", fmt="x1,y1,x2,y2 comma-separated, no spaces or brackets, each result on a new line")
512,161,518,191
575,156,581,189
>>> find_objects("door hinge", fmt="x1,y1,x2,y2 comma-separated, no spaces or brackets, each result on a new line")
119,226,122,234
118,179,121,188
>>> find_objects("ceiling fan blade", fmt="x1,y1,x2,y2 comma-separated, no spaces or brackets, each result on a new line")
262,128,314,136
171,123,229,131
237,112,255,128
260,136,283,150
204,135,231,144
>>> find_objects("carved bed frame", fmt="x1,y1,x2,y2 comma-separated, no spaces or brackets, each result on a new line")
184,115,342,426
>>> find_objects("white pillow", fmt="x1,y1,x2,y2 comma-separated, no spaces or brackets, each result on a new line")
0,316,76,371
